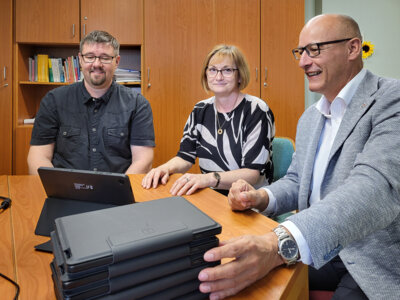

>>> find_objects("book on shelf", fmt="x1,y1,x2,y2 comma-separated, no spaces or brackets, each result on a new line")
34,55,38,82
51,58,60,82
28,55,83,83
37,54,49,82
28,57,33,82
48,58,54,82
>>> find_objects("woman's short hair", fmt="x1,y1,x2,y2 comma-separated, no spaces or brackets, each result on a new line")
80,30,120,56
201,44,250,92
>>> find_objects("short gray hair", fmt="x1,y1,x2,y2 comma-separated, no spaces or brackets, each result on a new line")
80,30,120,56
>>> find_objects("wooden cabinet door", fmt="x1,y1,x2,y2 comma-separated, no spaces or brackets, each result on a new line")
0,0,12,174
144,0,214,167
81,0,142,45
261,0,305,139
15,0,79,44
214,0,261,97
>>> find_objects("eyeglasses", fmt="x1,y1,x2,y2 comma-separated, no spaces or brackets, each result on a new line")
292,38,353,60
81,54,115,64
206,67,238,78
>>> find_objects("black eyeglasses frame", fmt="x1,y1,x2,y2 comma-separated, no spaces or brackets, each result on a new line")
292,38,354,60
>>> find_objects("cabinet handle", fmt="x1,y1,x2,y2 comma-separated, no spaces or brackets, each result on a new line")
255,67,258,81
3,67,7,87
264,67,268,87
147,68,151,88
83,24,86,36
72,24,75,37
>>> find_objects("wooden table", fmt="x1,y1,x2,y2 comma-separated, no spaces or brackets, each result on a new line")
7,174,308,300
0,176,17,300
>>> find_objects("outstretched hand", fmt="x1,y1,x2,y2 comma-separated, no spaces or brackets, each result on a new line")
141,165,171,189
198,234,284,299
170,173,213,196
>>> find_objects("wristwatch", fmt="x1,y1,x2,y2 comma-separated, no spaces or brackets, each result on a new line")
273,225,299,266
213,172,221,188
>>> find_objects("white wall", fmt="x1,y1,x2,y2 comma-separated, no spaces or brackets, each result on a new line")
304,0,400,107
322,0,400,79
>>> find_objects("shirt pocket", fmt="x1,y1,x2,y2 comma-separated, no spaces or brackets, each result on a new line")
105,127,130,158
57,126,84,156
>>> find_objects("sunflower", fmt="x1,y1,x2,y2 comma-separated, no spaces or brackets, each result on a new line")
362,41,374,59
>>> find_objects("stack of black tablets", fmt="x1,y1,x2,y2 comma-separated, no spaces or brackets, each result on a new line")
50,197,221,300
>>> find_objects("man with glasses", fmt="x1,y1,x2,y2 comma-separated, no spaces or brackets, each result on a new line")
28,30,155,174
199,14,400,299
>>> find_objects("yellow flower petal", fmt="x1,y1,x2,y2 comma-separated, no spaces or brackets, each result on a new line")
362,41,374,59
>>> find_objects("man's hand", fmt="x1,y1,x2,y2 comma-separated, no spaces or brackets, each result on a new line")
198,234,284,299
228,179,269,212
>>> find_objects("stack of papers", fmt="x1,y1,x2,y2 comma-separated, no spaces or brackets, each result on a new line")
115,68,141,83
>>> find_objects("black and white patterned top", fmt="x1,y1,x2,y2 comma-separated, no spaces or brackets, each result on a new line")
177,94,275,188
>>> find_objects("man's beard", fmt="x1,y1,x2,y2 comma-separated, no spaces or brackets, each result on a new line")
89,69,106,86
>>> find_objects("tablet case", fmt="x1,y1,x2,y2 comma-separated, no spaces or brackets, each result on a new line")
53,253,207,297
52,233,218,290
52,197,221,274
34,167,135,250
128,279,205,300
52,262,218,300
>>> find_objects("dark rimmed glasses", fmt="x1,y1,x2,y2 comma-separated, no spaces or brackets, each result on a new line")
206,67,238,78
292,38,353,60
81,54,115,64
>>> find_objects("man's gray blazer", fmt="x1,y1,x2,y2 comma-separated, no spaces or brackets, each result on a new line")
267,70,400,299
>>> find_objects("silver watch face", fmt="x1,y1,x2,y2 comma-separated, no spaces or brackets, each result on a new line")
281,239,298,260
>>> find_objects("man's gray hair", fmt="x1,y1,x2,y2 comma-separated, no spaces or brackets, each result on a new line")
80,30,120,56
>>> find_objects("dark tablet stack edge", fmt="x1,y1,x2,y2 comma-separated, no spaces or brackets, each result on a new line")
49,197,222,300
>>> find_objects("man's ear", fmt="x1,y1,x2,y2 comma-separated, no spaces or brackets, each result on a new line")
115,55,121,67
348,38,362,60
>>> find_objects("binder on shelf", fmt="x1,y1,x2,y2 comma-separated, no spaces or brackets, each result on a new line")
58,58,65,82
28,57,33,81
48,58,54,82
34,54,38,82
37,54,49,82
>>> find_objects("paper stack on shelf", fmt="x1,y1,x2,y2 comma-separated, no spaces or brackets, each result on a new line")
115,68,141,83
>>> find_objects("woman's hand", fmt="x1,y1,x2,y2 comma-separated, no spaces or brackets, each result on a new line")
170,173,215,196
141,165,171,189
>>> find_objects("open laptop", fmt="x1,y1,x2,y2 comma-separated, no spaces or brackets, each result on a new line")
35,167,135,252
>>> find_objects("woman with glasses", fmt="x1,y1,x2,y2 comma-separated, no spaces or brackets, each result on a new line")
142,44,275,196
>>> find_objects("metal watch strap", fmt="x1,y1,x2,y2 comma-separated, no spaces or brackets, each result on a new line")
273,225,299,265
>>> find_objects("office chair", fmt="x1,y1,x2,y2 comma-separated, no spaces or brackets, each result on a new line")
271,137,295,223
271,137,295,182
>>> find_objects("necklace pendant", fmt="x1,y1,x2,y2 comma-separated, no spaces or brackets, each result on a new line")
217,128,223,135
